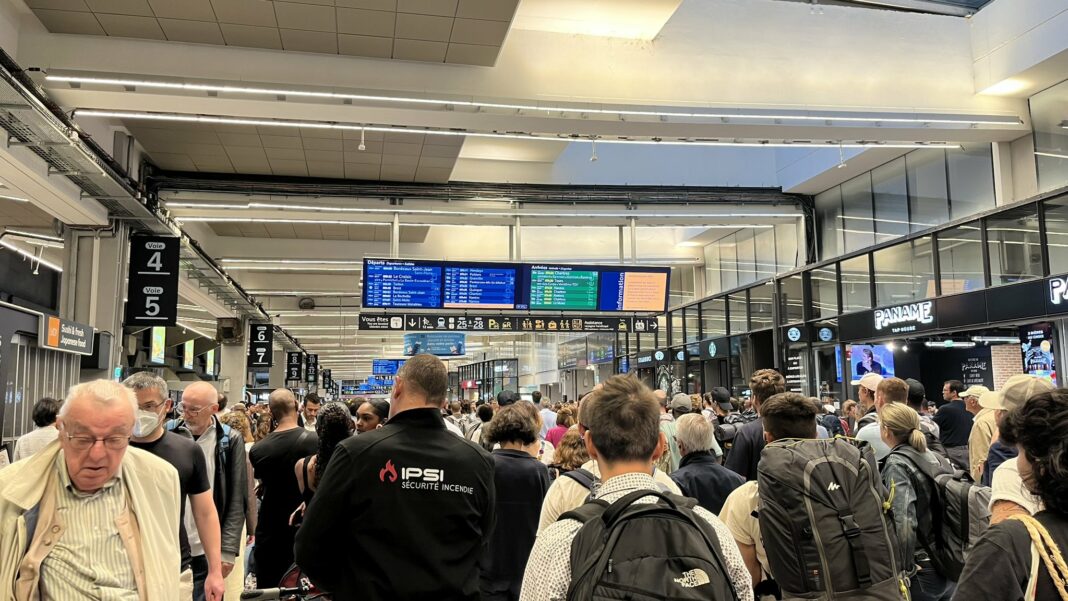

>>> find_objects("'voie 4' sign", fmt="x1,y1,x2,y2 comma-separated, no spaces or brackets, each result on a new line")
873,301,936,334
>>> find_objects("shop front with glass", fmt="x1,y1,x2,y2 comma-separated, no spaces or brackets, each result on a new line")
663,187,1068,402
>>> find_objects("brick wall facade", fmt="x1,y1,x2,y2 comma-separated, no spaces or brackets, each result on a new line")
992,344,1024,391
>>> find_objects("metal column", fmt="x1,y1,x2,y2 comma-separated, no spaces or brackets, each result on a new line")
629,218,637,264
618,226,625,263
514,216,522,262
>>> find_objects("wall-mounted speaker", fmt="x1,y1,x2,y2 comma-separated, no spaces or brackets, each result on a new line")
216,318,242,343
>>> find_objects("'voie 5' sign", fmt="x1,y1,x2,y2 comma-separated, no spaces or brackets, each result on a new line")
873,301,936,334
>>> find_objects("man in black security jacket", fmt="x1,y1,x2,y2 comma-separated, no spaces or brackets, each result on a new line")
296,353,496,600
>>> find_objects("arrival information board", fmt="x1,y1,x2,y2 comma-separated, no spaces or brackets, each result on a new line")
528,266,599,310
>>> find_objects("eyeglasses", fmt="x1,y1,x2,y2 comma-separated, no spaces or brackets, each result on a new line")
138,401,165,412
179,402,214,416
65,434,130,451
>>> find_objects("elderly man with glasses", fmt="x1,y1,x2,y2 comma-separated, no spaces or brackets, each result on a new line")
168,381,250,601
125,372,224,601
0,379,182,600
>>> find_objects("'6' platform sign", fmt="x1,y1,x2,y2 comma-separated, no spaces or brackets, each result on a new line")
125,236,179,326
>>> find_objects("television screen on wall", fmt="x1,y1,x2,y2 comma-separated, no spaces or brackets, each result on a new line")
848,344,895,383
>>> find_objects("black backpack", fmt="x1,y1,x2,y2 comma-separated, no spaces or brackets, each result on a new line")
757,438,907,601
888,446,992,581
560,490,740,601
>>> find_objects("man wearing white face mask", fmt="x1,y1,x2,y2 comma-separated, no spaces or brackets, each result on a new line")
124,373,225,601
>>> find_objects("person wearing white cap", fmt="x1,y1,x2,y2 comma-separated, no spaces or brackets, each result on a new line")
852,371,884,433
981,374,1054,525
961,384,993,480
855,375,905,460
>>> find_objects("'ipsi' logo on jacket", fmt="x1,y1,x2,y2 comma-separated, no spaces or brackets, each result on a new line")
379,459,473,494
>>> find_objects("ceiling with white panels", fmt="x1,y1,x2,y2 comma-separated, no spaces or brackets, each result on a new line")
26,0,519,66
206,220,429,241
0,197,54,228
125,120,462,182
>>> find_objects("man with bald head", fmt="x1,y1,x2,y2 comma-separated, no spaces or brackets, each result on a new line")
0,379,182,599
250,388,318,588
167,380,249,600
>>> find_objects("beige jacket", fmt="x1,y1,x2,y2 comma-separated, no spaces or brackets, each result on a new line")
969,408,998,481
0,441,181,601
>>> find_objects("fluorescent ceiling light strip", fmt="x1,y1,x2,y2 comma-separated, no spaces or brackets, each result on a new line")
74,110,963,150
178,216,772,228
166,200,801,219
1035,151,1068,160
221,258,359,265
51,76,1021,126
3,229,63,242
0,240,63,272
248,291,359,296
224,266,363,271
0,193,28,202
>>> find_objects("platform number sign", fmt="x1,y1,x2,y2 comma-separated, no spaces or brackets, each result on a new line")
286,352,303,381
125,236,179,326
306,354,319,384
322,369,333,390
247,323,273,368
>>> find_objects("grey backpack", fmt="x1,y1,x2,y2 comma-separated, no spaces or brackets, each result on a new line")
757,438,907,600
889,446,992,581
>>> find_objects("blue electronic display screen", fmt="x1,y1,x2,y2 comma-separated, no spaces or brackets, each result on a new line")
361,258,670,313
363,259,443,309
444,265,517,309
372,359,405,375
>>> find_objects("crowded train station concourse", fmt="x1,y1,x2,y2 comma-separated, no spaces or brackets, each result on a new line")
1,0,1067,599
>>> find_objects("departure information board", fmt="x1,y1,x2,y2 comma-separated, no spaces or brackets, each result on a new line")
528,266,598,310
362,258,670,313
372,359,405,375
363,259,442,309
444,266,517,309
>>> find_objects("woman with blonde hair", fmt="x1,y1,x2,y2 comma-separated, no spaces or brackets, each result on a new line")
879,402,953,601
220,409,254,445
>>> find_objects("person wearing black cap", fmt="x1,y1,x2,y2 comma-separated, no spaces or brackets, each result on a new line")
710,387,753,463
904,378,947,459
497,389,518,407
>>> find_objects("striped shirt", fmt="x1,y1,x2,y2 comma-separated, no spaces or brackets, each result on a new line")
39,453,138,601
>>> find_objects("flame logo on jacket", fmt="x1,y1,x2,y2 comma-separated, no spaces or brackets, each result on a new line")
379,459,398,483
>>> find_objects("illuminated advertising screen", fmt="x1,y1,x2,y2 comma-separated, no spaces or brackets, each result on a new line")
1021,323,1057,386
182,339,195,370
149,326,166,365
205,349,216,375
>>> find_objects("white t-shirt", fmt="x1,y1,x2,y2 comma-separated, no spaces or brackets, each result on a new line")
537,459,682,533
990,458,1042,515
186,424,218,557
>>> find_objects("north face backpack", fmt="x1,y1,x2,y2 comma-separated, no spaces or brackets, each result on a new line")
561,490,740,601
757,438,908,601
889,446,992,581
